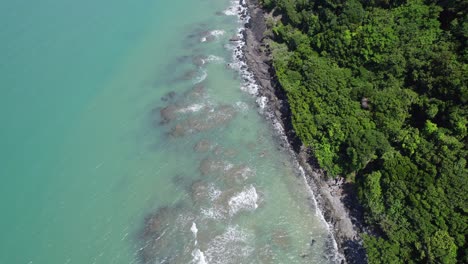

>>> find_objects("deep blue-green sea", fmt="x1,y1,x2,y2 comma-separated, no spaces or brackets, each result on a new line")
0,0,339,263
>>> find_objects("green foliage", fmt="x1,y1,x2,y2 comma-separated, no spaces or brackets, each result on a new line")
428,230,457,264
266,0,468,262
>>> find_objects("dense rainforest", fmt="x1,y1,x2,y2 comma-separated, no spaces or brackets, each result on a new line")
258,0,467,263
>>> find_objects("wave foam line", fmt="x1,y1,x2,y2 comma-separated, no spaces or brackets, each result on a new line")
225,0,344,263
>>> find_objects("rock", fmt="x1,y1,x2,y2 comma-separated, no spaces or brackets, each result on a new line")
193,139,212,152
184,83,205,99
138,205,193,264
169,105,236,137
241,1,365,262
310,239,316,246
190,180,210,204
230,35,241,41
160,91,176,102
198,158,226,176
180,69,198,80
223,165,254,185
271,229,291,249
160,104,179,124
192,55,206,66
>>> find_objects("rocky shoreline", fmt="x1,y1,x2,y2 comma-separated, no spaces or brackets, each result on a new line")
240,0,367,263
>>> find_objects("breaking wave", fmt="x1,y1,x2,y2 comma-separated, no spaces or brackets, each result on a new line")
228,185,258,216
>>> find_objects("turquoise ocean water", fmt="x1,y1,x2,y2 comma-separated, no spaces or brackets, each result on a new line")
0,0,339,263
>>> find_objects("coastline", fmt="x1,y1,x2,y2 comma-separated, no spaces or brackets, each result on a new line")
239,0,367,263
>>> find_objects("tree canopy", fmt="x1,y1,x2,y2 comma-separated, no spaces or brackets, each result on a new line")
261,0,467,262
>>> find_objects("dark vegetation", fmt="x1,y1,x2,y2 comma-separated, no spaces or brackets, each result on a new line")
259,0,467,263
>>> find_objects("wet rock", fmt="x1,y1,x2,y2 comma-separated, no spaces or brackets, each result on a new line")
160,104,179,124
223,165,254,185
194,139,212,152
160,91,176,102
169,105,236,137
247,141,257,150
310,239,316,246
142,207,172,237
199,158,227,176
190,180,210,204
180,69,198,80
271,229,291,249
184,83,205,99
170,123,187,137
256,246,275,263
192,55,206,67
176,55,190,63
212,188,238,210
203,35,216,42
139,205,194,264
230,35,241,42
223,148,238,157
214,146,223,156
207,105,236,123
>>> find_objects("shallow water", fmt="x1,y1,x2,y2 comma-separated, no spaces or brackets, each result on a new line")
0,0,338,263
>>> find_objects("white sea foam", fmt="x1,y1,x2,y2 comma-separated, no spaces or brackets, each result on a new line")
193,69,207,84
224,163,234,171
235,101,248,112
223,0,248,22
191,249,207,264
227,27,260,96
223,1,238,16
205,225,253,263
191,222,198,238
211,30,225,37
176,213,194,227
240,167,254,179
228,185,258,216
200,30,225,42
178,104,205,113
201,207,226,220
207,184,222,201
256,96,268,109
219,0,343,262
205,55,224,64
